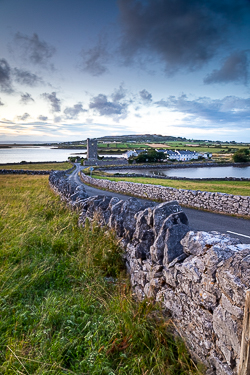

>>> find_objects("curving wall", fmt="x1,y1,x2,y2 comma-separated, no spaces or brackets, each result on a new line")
49,170,250,375
80,172,250,217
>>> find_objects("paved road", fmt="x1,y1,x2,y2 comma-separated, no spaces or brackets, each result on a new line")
69,164,250,244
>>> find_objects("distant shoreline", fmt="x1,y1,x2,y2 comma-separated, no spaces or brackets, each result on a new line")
0,144,47,148
0,161,68,166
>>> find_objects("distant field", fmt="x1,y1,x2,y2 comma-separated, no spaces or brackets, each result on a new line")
95,175,250,196
98,142,150,149
0,162,71,170
145,143,170,148
146,141,249,155
96,141,249,157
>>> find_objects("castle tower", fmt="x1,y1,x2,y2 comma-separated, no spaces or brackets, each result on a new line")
87,138,98,160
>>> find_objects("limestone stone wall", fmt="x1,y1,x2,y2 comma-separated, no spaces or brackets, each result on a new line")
106,173,250,182
49,170,88,203
100,161,250,171
80,172,250,217
49,170,250,375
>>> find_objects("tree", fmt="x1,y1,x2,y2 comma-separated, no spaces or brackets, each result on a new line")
232,148,250,162
135,150,165,163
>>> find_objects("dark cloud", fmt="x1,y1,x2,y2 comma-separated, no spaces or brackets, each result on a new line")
15,32,56,67
63,103,86,119
0,98,4,106
17,112,30,121
117,0,250,73
204,50,249,85
139,89,152,103
155,94,250,126
42,92,61,113
38,115,48,121
80,37,109,76
14,68,43,86
111,84,126,102
0,58,13,93
89,94,128,118
54,116,62,123
20,92,34,105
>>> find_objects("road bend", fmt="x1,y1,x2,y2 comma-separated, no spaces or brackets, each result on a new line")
68,164,250,244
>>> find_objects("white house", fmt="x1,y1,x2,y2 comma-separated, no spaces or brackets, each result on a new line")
176,150,199,161
164,150,178,160
122,150,138,159
155,149,168,153
123,149,147,159
165,150,201,161
134,149,147,155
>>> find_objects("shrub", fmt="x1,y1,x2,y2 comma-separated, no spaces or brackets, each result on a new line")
233,148,250,162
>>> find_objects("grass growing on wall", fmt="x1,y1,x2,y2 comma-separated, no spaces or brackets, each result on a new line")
94,175,250,197
0,162,71,170
0,175,204,375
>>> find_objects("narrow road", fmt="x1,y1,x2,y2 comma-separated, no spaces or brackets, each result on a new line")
68,164,250,244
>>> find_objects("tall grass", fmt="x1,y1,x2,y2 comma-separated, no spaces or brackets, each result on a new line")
0,175,204,374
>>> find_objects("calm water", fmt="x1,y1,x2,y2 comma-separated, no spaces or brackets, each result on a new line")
0,146,87,164
0,147,124,164
106,166,250,179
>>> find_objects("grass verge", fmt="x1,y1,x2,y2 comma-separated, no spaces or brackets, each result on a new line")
0,175,204,374
0,162,71,170
94,175,250,196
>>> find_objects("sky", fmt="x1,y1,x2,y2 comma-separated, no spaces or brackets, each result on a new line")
0,0,250,143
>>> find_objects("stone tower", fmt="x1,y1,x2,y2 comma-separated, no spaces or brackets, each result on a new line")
87,138,98,160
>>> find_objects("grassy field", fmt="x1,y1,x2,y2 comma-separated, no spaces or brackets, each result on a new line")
96,142,250,161
0,162,71,170
98,143,150,149
0,175,203,374
95,175,250,196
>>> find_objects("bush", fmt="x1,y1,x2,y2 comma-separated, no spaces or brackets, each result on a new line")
233,148,250,162
135,150,165,163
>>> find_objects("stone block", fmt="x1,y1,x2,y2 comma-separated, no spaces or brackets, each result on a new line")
213,305,240,368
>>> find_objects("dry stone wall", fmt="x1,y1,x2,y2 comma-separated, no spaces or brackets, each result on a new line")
49,170,88,204
100,161,250,171
49,170,250,375
80,172,250,217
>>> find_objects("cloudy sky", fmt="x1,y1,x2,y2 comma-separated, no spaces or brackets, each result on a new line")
0,0,250,142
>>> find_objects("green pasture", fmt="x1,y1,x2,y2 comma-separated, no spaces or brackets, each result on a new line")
97,143,150,149
0,174,203,374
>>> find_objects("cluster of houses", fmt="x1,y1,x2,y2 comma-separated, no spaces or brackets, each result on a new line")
123,149,212,161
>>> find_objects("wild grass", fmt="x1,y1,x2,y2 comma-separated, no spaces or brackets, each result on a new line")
94,175,250,196
0,162,71,170
0,175,204,374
